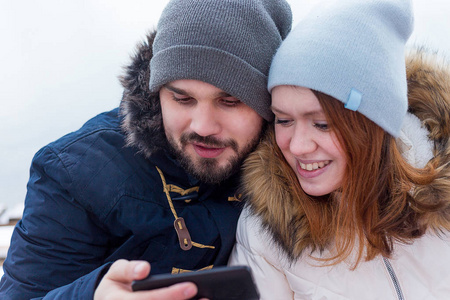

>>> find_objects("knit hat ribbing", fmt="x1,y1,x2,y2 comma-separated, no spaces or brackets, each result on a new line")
149,0,292,121
268,0,414,136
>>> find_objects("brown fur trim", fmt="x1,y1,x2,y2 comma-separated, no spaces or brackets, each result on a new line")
119,31,168,157
406,48,450,143
406,48,450,232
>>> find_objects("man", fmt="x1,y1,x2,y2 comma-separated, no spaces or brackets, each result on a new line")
0,0,292,299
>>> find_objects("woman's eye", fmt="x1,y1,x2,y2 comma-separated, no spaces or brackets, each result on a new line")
275,118,291,126
314,123,329,131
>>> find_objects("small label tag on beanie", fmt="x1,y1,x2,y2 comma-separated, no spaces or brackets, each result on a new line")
345,88,362,111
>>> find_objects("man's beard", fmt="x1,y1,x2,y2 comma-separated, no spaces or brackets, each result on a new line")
167,132,261,184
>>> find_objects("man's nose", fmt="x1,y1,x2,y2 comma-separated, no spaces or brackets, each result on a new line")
189,104,221,137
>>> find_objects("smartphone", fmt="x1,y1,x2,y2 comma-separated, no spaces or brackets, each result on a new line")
132,265,259,300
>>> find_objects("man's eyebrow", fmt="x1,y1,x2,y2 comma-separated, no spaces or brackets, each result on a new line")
164,84,234,98
216,91,234,98
164,84,188,95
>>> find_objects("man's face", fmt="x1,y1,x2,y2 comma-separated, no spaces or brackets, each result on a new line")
160,79,264,184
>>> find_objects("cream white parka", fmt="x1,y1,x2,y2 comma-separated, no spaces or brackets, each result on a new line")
229,50,450,299
231,208,450,299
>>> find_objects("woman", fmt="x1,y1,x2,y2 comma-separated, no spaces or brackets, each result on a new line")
229,0,450,299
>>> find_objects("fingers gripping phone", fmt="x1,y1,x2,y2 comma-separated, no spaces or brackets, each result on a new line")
132,266,259,300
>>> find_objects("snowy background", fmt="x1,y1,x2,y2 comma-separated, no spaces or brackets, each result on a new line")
1,0,449,215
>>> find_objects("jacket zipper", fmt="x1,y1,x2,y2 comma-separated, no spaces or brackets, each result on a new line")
382,257,404,300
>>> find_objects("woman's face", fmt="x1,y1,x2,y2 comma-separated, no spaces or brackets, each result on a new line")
272,86,347,196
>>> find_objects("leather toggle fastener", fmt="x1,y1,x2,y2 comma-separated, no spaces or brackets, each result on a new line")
174,217,192,250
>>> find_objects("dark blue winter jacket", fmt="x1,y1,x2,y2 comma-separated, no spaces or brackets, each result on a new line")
0,108,243,299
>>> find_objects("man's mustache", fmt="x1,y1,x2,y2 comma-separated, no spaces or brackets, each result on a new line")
180,132,238,152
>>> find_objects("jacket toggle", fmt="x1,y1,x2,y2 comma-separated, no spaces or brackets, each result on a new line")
156,166,215,251
165,184,199,202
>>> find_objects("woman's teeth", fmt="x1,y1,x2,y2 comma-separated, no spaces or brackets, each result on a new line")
299,160,330,171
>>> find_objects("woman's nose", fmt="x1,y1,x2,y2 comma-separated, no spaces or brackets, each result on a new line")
289,126,317,156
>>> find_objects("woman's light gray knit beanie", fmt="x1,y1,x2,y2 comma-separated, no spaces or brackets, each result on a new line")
149,0,292,121
268,0,414,136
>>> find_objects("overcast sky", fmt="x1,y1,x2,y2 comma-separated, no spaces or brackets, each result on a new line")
1,0,449,208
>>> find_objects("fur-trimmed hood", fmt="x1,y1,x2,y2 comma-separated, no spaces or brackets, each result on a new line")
240,48,450,259
119,31,167,157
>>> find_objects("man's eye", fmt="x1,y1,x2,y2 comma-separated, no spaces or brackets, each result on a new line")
220,99,240,107
171,95,193,103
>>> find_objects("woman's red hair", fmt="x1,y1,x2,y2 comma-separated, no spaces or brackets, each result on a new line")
285,90,441,268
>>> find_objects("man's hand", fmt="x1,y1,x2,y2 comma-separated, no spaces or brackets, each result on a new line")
94,259,198,300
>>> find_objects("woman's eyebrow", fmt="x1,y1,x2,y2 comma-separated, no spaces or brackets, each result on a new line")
271,106,286,114
271,105,323,117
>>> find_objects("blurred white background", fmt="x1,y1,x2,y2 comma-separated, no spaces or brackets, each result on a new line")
1,0,449,212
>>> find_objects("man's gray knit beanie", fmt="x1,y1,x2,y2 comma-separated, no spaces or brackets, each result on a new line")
149,0,292,121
